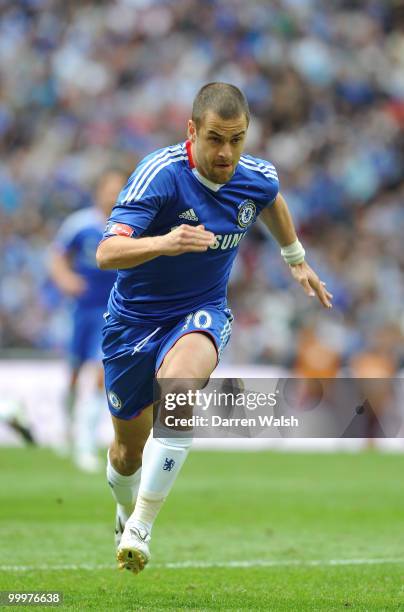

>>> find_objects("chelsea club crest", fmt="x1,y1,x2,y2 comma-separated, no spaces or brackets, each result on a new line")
237,199,256,228
108,391,122,410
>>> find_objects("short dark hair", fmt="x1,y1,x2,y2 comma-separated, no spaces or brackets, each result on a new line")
192,82,250,129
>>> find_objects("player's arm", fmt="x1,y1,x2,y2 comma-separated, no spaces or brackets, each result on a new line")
96,224,215,270
260,192,333,309
49,250,86,297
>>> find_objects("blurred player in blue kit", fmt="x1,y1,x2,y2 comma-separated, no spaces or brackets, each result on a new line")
96,83,333,573
50,170,125,472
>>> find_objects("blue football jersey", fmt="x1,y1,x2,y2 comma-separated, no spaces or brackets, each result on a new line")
103,141,279,324
54,207,116,308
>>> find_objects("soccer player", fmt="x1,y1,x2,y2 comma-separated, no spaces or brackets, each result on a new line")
97,83,333,573
50,170,125,472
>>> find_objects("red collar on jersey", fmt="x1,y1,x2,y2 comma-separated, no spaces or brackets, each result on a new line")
185,140,195,169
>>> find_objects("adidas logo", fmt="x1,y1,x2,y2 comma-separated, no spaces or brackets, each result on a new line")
179,208,199,222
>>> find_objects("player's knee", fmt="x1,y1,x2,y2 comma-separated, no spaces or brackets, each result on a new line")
157,362,204,379
156,370,207,394
111,441,143,475
157,377,197,394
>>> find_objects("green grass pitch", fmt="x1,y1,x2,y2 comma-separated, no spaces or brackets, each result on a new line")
0,447,403,610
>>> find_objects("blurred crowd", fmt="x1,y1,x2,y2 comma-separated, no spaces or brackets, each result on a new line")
0,0,403,374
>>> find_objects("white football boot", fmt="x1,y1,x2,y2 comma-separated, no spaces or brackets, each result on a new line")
116,523,151,574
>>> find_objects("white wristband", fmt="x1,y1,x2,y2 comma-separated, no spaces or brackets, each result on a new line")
281,239,305,265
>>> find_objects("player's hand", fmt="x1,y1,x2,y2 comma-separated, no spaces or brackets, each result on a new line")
59,273,87,297
159,224,215,256
288,261,333,309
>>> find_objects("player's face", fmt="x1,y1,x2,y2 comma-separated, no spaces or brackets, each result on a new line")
188,111,248,184
96,172,126,217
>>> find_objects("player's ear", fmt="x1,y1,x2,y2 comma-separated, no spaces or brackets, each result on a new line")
187,119,197,142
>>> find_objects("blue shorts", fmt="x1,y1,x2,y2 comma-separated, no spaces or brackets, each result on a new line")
102,306,233,420
69,306,105,368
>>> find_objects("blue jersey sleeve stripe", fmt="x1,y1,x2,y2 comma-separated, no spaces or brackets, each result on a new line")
123,145,181,203
239,160,278,180
257,161,278,178
240,165,278,180
135,155,187,200
240,156,278,174
240,157,278,178
123,144,183,203
133,151,186,201
241,156,277,172
239,157,276,172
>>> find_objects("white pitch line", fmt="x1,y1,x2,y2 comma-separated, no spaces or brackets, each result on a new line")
0,558,403,572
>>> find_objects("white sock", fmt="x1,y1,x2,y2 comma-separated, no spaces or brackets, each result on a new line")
106,450,142,523
128,434,192,533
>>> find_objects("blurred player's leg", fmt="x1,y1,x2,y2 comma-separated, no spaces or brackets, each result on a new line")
61,307,86,457
71,310,108,472
118,332,217,574
74,366,106,472
60,368,80,455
